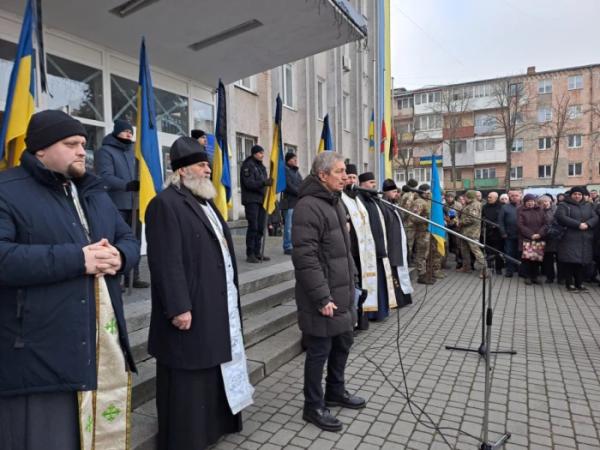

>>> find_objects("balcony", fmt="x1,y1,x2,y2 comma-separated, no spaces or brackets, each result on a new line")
474,178,499,188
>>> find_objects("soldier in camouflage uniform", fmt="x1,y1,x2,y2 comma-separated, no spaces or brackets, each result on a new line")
409,184,434,284
457,190,486,277
444,191,463,268
399,178,419,264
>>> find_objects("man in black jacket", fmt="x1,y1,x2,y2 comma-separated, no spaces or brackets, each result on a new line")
240,145,272,262
94,119,148,288
146,137,254,449
292,152,366,432
0,110,139,449
281,152,303,255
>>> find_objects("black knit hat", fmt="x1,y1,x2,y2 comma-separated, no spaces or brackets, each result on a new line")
346,164,357,175
407,178,418,188
26,110,87,153
191,129,206,140
569,186,587,196
382,179,397,192
358,172,375,183
285,152,297,163
112,119,133,136
170,136,209,171
418,183,430,192
251,145,264,155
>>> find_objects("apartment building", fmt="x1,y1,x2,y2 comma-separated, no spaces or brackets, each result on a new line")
392,64,600,192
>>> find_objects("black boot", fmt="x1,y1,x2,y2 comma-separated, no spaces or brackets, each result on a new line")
325,390,366,410
302,407,342,432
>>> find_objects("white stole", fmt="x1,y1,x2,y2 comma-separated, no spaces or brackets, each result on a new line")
341,193,378,311
200,203,254,415
375,203,398,309
391,206,414,295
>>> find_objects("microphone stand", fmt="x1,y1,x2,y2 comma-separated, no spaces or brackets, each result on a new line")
376,194,514,450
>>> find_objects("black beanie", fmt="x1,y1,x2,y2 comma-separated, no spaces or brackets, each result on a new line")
170,137,209,171
191,129,206,140
112,119,133,136
285,152,296,163
251,145,264,155
358,172,375,183
418,183,430,192
382,179,398,192
346,164,358,175
407,178,418,188
26,110,87,153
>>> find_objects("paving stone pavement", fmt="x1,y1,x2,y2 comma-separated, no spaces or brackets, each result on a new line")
211,271,600,450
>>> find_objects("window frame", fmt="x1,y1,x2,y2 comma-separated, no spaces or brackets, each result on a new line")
282,63,295,109
568,75,583,90
568,162,583,177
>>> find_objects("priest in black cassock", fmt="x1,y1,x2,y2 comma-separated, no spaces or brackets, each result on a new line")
145,137,254,450
358,172,394,321
380,179,414,308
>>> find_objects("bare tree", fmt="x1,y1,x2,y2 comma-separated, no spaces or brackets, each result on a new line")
492,79,531,189
540,92,577,186
436,87,470,190
396,122,416,180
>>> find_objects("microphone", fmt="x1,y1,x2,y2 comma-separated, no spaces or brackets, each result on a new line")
348,184,381,195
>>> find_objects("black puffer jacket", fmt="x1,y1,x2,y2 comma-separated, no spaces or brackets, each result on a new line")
240,156,268,205
555,198,599,264
292,175,356,337
280,165,303,210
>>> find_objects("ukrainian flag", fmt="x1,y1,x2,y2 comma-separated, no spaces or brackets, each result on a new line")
212,80,232,219
428,154,446,255
0,0,35,169
317,113,333,153
263,95,286,215
135,39,162,223
368,110,375,153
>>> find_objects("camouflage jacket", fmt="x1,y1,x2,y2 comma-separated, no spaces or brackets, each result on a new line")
410,196,430,232
460,200,482,238
399,191,416,224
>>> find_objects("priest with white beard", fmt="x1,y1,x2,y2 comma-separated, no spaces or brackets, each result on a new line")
145,137,254,450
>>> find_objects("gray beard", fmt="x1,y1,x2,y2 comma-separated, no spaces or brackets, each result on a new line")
183,175,216,200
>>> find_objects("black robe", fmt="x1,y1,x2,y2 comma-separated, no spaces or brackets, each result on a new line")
378,199,413,308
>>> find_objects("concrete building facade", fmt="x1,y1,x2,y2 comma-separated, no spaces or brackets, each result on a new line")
392,64,600,192
0,0,381,219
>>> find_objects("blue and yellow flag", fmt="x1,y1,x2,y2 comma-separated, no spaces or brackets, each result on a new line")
263,95,286,215
428,154,446,256
0,0,36,169
212,80,232,219
317,113,333,153
368,110,375,153
134,38,162,223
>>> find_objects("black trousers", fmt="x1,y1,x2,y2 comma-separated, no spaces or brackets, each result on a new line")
542,251,556,281
120,209,141,279
521,259,541,280
244,203,266,257
562,262,584,288
303,331,354,410
486,238,504,271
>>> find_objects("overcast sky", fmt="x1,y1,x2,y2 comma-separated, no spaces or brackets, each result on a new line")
391,0,600,90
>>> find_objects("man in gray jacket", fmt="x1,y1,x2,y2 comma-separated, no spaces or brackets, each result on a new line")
498,190,521,277
292,152,366,432
94,119,148,288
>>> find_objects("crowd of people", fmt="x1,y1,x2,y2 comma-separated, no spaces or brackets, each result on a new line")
399,180,600,292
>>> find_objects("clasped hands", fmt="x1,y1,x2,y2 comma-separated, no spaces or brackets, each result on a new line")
83,238,122,277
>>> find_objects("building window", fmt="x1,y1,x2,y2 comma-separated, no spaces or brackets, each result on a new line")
0,39,18,106
343,92,350,131
568,134,582,148
568,75,583,90
568,162,582,176
192,99,214,135
415,114,441,131
284,143,297,155
414,91,440,105
475,114,497,133
537,107,552,123
511,138,524,152
473,84,493,98
398,97,413,109
47,53,104,121
475,138,495,152
455,140,467,153
236,133,257,185
538,137,552,150
449,169,463,181
236,76,256,92
538,165,552,178
510,166,523,180
282,63,295,108
153,86,189,135
81,124,105,170
399,122,414,134
317,78,326,119
509,82,523,96
396,171,406,183
475,168,496,179
567,105,583,119
538,79,552,94
413,167,431,183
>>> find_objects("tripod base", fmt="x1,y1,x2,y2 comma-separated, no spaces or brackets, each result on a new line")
480,432,511,449
445,342,517,356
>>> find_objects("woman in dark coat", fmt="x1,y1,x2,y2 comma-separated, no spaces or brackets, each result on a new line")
555,186,599,292
539,195,557,283
517,194,546,284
